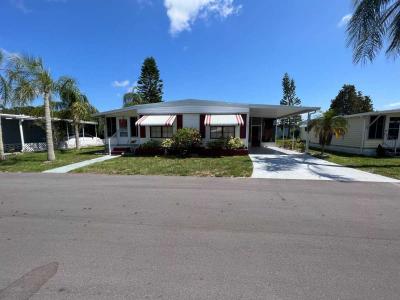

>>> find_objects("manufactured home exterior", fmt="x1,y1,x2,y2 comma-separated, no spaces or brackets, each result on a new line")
95,99,318,152
0,113,99,152
302,109,400,156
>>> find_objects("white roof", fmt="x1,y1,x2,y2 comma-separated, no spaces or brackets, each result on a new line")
136,115,176,126
94,99,319,118
342,108,400,119
0,113,98,125
204,114,244,126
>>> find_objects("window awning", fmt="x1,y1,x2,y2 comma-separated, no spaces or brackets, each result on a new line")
135,115,176,126
204,114,244,126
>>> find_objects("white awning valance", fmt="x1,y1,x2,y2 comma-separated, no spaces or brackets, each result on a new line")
135,115,176,126
204,114,244,126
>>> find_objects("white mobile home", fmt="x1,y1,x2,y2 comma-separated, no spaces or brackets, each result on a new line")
304,109,400,156
95,99,318,153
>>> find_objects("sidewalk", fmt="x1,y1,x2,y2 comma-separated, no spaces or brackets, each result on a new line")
43,155,119,174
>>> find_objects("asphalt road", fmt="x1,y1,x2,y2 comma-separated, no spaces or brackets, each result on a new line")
0,173,400,300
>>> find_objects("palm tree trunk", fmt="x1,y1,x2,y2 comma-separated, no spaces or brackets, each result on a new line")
74,123,80,150
44,92,56,161
0,116,5,161
321,143,325,156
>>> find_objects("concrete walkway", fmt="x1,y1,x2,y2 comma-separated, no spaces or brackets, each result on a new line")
43,155,119,174
250,146,399,183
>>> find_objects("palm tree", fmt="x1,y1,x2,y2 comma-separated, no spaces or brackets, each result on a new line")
57,78,93,150
309,110,348,155
8,55,69,161
347,0,400,63
0,50,12,161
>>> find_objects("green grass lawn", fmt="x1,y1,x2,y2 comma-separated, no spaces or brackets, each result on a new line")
310,149,400,179
0,146,104,173
74,155,253,177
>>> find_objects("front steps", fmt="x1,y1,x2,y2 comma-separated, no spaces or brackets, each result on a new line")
111,147,132,155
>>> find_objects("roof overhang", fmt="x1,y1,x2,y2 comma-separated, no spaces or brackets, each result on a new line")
249,105,319,119
0,113,98,125
94,100,319,118
342,109,400,119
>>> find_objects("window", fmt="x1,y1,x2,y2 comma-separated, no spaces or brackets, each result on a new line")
368,116,385,139
106,117,116,137
130,117,138,137
150,126,173,138
210,126,235,139
388,117,400,140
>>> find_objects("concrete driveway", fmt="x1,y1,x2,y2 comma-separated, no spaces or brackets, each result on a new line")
0,173,400,299
250,146,399,182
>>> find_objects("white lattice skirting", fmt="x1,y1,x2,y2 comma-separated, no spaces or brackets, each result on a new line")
23,143,47,152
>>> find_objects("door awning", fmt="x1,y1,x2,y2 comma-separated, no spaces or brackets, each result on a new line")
135,115,176,126
204,114,244,126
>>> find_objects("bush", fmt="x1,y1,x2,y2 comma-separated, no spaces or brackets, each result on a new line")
135,139,163,156
207,138,226,150
376,144,387,157
171,128,202,155
226,137,245,150
207,137,245,150
161,138,173,149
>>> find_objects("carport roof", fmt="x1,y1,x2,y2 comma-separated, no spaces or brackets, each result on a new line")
94,99,319,118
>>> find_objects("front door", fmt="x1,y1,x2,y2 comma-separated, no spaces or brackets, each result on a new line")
251,126,260,147
117,117,129,145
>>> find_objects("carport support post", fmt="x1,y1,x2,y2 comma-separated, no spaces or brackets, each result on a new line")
19,120,25,152
306,112,310,153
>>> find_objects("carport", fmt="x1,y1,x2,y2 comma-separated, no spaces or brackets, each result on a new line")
248,104,319,149
249,146,399,182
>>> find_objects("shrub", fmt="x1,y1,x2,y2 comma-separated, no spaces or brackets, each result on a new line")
161,138,173,149
171,128,202,155
207,137,245,150
141,139,161,149
135,139,163,156
226,137,245,150
207,138,226,150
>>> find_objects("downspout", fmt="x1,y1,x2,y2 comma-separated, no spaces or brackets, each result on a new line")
360,117,366,155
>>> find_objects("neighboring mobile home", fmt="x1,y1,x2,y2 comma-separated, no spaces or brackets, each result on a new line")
0,113,100,152
94,99,318,153
303,109,400,156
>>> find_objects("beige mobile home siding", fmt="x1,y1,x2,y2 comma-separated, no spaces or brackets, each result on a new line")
309,117,364,148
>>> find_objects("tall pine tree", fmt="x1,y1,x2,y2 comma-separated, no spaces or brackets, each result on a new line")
280,73,302,135
136,57,163,103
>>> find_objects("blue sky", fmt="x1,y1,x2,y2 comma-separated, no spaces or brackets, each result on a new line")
1,0,400,112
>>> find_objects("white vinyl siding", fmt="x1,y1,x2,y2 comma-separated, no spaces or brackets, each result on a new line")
309,117,364,148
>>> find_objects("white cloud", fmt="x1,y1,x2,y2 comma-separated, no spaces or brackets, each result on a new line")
126,81,138,93
112,80,130,88
386,102,400,108
338,14,352,27
164,0,242,36
10,0,31,13
10,0,67,13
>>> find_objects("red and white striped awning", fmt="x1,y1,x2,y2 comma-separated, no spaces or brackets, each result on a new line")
135,115,176,126
204,114,244,126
